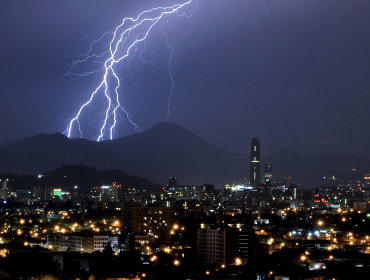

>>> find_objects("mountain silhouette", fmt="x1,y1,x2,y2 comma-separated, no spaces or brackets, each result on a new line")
0,122,369,188
42,165,161,192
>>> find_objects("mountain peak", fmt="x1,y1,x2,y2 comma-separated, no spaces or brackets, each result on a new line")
145,121,191,135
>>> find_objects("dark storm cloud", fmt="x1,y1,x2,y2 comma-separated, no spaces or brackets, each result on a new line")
0,0,369,158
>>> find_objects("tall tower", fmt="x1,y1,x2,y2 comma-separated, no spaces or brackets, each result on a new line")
265,162,272,186
285,176,291,189
250,137,260,189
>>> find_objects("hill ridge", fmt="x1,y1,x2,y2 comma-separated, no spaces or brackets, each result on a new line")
0,122,369,187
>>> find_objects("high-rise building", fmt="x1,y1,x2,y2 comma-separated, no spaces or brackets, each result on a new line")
264,162,272,185
250,137,260,189
132,206,171,246
287,184,302,208
196,228,255,265
0,179,11,200
169,177,177,186
109,182,121,202
122,205,171,247
32,185,53,201
197,228,222,265
121,201,140,235
285,176,291,189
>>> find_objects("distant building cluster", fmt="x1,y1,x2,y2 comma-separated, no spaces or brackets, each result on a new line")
0,137,370,279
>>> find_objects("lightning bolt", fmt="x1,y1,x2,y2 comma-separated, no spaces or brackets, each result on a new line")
259,0,270,16
63,0,217,141
161,19,176,122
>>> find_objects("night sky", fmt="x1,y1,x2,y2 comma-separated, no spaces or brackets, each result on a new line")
0,0,369,158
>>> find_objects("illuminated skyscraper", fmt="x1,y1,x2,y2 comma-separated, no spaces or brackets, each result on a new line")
0,179,11,200
265,162,272,186
250,137,260,189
